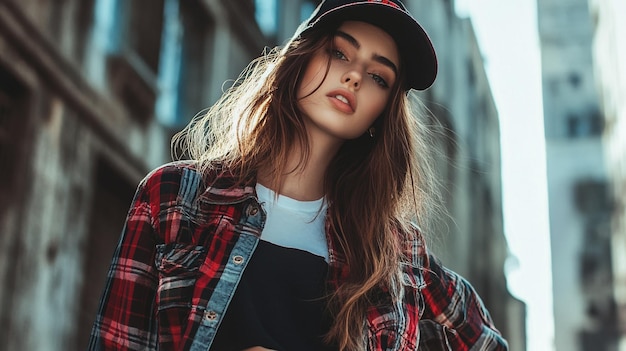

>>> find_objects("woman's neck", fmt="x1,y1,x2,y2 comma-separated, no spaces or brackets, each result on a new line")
257,131,342,201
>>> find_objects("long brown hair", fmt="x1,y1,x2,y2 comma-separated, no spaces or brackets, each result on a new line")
172,22,441,351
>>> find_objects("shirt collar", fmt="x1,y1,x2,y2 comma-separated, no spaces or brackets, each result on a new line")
198,167,257,205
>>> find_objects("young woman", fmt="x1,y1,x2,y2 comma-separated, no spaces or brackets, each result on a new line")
88,0,509,350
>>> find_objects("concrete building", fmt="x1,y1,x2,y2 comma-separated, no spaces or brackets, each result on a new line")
407,2,527,349
538,0,618,349
0,0,522,349
588,0,626,349
0,1,264,349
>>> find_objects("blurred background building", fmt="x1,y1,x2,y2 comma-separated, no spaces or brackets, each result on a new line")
538,0,625,349
0,0,524,350
588,0,626,349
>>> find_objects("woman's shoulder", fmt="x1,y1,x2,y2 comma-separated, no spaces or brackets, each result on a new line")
140,160,230,188
139,160,200,188
137,160,245,202
150,160,200,173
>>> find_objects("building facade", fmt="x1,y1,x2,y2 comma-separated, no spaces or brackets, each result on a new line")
588,0,626,349
0,0,522,349
538,0,618,349
407,2,526,349
0,1,264,349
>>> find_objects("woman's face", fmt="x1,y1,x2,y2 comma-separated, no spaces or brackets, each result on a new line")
297,21,400,143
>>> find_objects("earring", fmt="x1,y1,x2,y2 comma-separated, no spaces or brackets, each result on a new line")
368,127,376,138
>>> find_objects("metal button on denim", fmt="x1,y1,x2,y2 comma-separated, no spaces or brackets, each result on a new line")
248,206,259,216
204,310,218,321
232,255,245,265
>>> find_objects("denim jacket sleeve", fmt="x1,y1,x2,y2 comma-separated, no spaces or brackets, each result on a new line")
418,253,509,350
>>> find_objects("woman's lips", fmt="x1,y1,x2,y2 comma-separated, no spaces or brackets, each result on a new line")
327,89,356,114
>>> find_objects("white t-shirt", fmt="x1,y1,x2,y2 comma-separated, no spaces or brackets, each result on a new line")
255,183,329,262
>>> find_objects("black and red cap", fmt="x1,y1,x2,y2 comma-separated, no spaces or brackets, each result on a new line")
294,0,438,91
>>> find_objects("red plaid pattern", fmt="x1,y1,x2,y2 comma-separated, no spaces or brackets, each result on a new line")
88,162,508,350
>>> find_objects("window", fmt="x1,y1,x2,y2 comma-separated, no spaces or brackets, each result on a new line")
126,0,166,72
573,179,609,215
156,0,218,128
567,113,582,137
568,72,582,88
566,107,603,138
106,0,166,122
175,1,215,125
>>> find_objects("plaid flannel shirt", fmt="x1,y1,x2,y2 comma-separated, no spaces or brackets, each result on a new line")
88,161,508,350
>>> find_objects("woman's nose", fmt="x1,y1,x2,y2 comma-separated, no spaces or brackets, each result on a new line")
342,70,362,89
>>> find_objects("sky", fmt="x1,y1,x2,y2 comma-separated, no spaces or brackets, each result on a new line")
454,1,556,350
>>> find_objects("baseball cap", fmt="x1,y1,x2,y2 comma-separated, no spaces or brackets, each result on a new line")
293,0,438,91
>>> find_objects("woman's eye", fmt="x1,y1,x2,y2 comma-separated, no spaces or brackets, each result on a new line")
331,49,347,60
370,73,389,88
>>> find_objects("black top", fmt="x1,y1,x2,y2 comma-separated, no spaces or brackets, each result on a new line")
210,240,335,351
